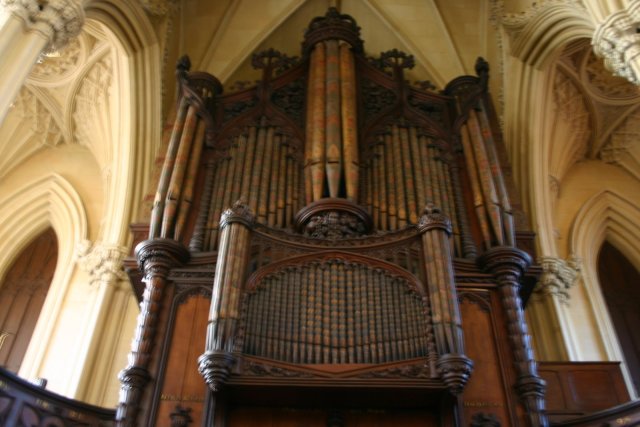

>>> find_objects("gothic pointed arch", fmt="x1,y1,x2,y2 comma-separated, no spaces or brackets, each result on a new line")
0,173,88,383
83,0,162,246
569,190,640,398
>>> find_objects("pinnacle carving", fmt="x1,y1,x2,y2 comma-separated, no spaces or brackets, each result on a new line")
418,204,452,234
436,353,474,395
302,7,363,54
197,351,235,392
219,200,255,229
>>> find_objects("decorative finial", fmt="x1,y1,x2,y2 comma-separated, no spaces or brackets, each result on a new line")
220,199,255,229
475,57,489,90
302,8,363,55
418,204,452,234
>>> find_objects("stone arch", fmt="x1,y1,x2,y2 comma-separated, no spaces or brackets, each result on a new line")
568,189,640,398
82,0,162,246
502,5,594,258
506,4,595,69
0,174,88,381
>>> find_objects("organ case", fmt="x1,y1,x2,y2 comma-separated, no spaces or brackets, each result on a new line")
118,9,546,427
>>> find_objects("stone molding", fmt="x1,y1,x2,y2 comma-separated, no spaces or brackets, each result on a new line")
1,0,85,52
75,240,127,286
139,0,178,16
536,256,581,302
593,1,640,85
500,0,584,28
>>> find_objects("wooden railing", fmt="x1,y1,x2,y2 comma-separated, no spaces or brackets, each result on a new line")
0,367,115,426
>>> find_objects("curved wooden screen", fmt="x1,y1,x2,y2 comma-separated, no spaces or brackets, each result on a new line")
241,258,430,364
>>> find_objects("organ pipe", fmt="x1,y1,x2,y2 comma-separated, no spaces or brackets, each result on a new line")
325,39,342,198
149,98,188,239
340,43,359,200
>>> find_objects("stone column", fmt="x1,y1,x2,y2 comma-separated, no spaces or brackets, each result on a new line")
593,1,640,85
480,247,548,427
74,240,128,401
0,0,84,123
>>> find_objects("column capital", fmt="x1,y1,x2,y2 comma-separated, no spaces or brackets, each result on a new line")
134,238,190,277
75,240,128,287
593,2,640,85
478,246,532,283
535,255,581,303
1,0,85,52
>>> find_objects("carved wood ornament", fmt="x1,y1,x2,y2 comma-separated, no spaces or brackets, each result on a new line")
119,7,547,427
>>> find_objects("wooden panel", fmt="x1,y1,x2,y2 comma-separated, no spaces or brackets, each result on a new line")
459,289,517,426
227,406,439,427
344,409,438,426
539,361,630,423
227,406,328,427
154,292,210,426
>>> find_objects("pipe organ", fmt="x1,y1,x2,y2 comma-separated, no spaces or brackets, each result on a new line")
118,9,548,427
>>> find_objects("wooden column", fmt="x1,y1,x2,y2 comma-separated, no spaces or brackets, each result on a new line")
198,201,254,392
479,247,548,427
116,239,189,427
418,204,473,394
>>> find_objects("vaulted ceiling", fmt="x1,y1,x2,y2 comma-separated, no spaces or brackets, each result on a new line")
1,0,639,237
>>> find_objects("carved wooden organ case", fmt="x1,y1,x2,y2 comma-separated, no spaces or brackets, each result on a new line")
118,9,548,427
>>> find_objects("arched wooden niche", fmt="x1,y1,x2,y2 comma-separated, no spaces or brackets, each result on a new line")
0,228,57,373
597,241,640,396
239,253,431,365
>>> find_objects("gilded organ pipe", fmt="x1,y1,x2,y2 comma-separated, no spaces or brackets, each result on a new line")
325,39,342,198
340,43,359,201
307,44,326,201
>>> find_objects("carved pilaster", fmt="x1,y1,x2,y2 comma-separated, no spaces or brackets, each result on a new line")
116,239,189,427
199,201,254,392
593,2,640,85
419,204,474,394
479,246,547,427
535,256,581,303
0,0,85,52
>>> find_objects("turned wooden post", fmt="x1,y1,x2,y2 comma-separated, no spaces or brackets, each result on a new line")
116,239,189,427
418,204,473,394
198,201,254,391
479,247,548,427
